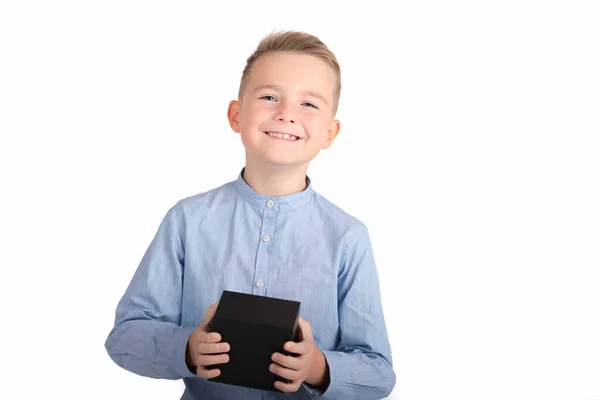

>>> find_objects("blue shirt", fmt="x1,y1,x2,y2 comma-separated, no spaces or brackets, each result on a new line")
105,169,395,399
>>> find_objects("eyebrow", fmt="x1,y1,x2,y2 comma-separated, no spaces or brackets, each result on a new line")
252,84,329,106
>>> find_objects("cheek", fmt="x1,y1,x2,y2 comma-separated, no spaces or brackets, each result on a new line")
303,115,331,134
240,104,270,128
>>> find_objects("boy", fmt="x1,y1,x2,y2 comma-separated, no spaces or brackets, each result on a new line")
105,30,396,399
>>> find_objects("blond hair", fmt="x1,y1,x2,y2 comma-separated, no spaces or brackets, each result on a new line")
238,31,341,115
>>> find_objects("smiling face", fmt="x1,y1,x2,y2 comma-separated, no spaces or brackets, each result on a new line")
227,51,341,169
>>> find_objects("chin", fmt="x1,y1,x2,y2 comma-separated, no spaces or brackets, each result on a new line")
251,150,295,164
263,158,303,167
250,154,303,168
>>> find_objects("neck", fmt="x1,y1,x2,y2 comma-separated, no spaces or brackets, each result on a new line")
243,157,308,197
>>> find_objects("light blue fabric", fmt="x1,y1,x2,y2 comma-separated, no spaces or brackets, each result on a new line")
105,169,395,399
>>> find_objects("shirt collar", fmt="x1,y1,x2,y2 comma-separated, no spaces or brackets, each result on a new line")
234,167,314,210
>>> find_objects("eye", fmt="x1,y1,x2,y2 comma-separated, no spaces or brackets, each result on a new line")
302,102,318,109
260,95,277,101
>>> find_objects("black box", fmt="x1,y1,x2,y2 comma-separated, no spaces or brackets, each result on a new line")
207,290,301,391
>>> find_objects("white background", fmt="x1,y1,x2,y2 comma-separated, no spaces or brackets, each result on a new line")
1,1,599,399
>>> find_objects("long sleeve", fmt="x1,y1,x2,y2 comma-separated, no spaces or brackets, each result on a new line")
304,224,396,399
104,202,197,380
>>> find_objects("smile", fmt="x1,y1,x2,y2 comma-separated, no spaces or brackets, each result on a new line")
264,131,300,141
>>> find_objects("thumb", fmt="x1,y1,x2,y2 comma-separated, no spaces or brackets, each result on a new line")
201,300,220,328
297,316,313,342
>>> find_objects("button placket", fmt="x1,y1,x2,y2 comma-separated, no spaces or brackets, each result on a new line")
252,202,277,295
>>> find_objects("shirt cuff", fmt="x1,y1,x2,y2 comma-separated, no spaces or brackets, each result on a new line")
302,382,325,398
302,349,344,399
170,327,197,379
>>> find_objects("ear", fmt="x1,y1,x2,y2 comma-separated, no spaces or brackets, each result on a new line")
321,119,341,149
227,100,241,133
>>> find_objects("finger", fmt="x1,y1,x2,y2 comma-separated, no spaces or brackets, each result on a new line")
195,351,229,367
196,366,221,380
271,352,302,370
274,379,301,393
269,362,300,381
197,341,230,355
195,330,222,344
283,340,308,355
195,352,230,367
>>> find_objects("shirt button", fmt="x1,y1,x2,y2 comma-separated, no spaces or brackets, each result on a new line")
256,279,264,288
262,235,270,243
267,200,275,208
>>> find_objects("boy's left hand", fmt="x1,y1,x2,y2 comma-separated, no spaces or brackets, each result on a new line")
269,316,329,392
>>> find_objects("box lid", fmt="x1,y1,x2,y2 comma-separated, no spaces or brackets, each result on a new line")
214,290,300,330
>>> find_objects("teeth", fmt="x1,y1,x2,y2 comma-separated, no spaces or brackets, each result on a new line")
267,132,298,141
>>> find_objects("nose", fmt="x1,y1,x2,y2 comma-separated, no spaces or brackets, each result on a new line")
275,102,296,124
278,115,296,124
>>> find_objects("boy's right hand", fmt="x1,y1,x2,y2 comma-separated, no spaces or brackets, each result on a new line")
186,301,230,379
